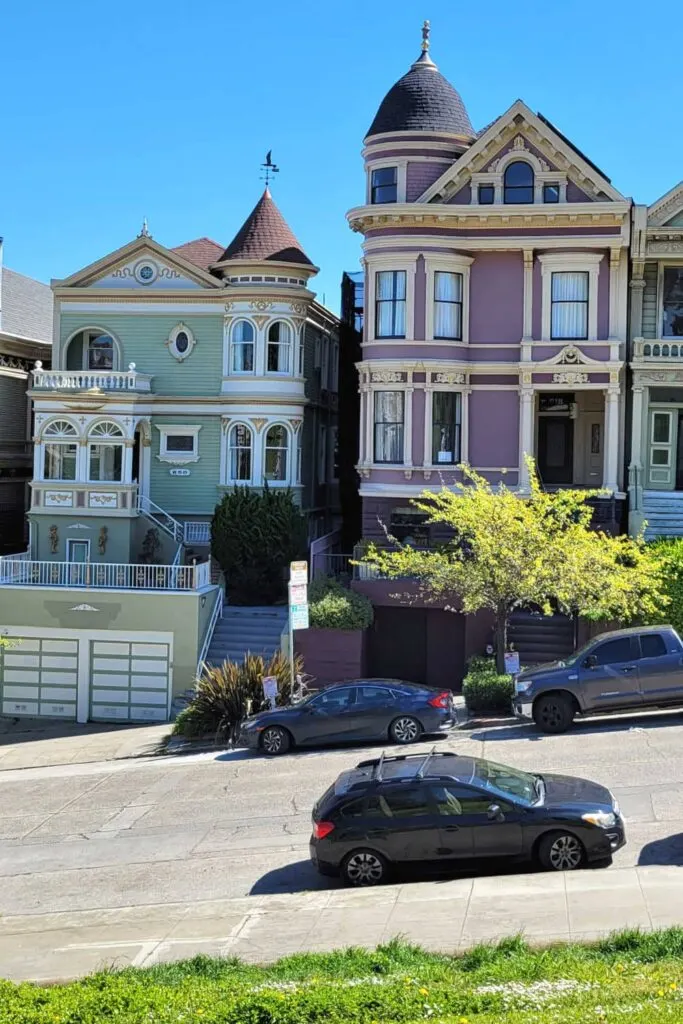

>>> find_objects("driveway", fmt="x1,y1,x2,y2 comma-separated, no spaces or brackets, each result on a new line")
1,708,683,980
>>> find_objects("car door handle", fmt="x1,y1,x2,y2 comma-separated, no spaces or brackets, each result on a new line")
621,665,637,673
443,825,460,832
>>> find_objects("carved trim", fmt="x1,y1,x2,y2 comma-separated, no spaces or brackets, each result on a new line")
552,371,589,385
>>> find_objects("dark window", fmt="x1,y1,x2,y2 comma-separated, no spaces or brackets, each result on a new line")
431,785,512,816
166,435,195,452
432,391,461,465
375,271,406,338
434,271,463,339
356,685,391,705
371,167,398,204
308,687,355,711
175,331,189,354
504,161,534,204
374,391,404,463
389,508,429,546
591,638,633,666
663,267,683,337
478,185,494,205
543,184,560,203
375,787,430,818
640,633,667,659
339,798,367,818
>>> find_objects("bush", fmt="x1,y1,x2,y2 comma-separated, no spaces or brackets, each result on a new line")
647,537,683,636
173,650,303,744
462,655,514,715
308,576,374,630
211,486,307,605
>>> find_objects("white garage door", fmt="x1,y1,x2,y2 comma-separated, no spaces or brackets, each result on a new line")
90,641,171,722
0,637,78,720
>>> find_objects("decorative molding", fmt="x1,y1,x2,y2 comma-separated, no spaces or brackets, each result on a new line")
251,418,267,432
371,371,404,383
634,370,683,384
289,302,308,315
249,300,273,312
434,372,465,384
487,135,550,172
647,241,683,254
70,603,99,612
45,492,73,507
49,525,59,552
224,301,235,311
252,315,269,329
98,526,108,555
290,418,303,432
88,492,118,508
0,354,32,372
552,371,589,385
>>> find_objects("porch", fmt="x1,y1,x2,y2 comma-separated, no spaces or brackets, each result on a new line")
0,553,211,591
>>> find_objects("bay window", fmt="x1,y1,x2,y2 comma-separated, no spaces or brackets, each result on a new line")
264,425,288,482
551,271,589,339
434,271,463,340
42,420,78,480
231,320,255,372
431,392,461,465
375,271,406,338
374,391,404,464
88,422,124,482
228,424,252,482
267,321,292,373
662,267,683,337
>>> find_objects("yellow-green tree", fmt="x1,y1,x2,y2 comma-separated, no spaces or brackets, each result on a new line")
360,461,666,673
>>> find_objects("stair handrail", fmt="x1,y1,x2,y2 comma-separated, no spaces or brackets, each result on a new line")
138,493,185,544
196,588,224,676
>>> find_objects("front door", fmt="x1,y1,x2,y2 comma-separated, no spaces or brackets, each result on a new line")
295,686,358,745
364,785,445,862
538,418,574,485
349,683,395,739
578,635,641,711
635,632,683,705
431,784,523,859
66,539,90,586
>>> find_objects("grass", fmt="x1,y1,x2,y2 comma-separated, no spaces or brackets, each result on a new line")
4,930,683,1021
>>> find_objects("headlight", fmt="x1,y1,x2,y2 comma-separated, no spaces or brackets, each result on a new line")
514,680,532,695
581,810,616,828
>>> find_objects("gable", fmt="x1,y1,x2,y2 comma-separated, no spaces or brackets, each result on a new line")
648,183,683,227
56,237,223,291
665,212,683,227
419,100,624,205
91,255,206,290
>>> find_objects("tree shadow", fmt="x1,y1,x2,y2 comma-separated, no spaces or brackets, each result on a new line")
469,708,683,742
638,832,683,867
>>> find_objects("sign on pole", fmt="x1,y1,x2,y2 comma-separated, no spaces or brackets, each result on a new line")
290,604,309,630
262,675,278,708
290,560,308,585
289,583,307,605
288,561,310,694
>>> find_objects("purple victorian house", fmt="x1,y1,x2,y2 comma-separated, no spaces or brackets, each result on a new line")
347,24,631,545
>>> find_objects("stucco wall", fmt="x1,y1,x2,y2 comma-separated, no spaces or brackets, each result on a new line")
29,515,133,563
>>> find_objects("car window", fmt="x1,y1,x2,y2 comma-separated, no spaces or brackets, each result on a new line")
370,786,431,818
472,759,537,804
639,633,667,659
357,685,391,705
308,687,355,711
431,785,512,816
338,798,366,818
590,637,633,666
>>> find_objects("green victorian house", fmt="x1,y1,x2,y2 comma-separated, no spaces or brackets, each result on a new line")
0,191,340,725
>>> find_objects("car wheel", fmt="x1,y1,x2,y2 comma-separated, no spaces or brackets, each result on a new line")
533,693,575,734
389,715,422,745
538,831,585,872
342,849,388,887
260,726,291,756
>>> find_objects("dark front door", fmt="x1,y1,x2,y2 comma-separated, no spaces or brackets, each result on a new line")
367,607,427,684
676,413,683,491
538,417,574,485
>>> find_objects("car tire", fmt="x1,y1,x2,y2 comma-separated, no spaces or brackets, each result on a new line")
389,715,422,745
537,830,585,872
260,725,291,756
341,848,388,887
533,693,575,734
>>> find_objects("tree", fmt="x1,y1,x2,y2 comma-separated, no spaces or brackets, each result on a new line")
359,460,666,672
211,485,307,605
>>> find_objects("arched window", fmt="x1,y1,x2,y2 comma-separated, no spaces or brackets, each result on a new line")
42,420,78,481
228,424,252,482
264,425,289,482
88,420,125,482
267,321,292,374
231,320,255,373
65,330,117,372
504,161,534,204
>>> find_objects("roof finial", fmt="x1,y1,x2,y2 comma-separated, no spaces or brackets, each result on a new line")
260,150,279,189
421,19,430,52
139,217,150,238
413,19,436,68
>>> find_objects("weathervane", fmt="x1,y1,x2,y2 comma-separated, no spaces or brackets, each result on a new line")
260,151,279,187
138,217,150,238
421,19,430,52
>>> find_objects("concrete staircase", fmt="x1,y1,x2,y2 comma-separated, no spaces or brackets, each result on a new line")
205,606,289,667
642,491,683,539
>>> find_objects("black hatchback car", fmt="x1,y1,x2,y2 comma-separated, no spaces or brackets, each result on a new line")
310,751,625,885
240,680,455,755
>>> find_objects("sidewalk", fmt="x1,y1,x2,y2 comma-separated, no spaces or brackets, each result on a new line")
1,864,681,983
0,719,170,771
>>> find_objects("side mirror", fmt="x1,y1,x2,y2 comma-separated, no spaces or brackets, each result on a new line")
487,803,504,822
584,654,598,669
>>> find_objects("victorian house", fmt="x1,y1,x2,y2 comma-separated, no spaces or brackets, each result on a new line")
0,191,339,724
628,182,683,537
348,25,631,548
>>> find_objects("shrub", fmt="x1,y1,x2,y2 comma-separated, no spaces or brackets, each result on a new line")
308,576,374,630
211,486,307,605
173,650,303,744
462,655,514,715
647,537,683,636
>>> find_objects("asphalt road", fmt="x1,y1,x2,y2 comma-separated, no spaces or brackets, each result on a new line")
1,708,683,921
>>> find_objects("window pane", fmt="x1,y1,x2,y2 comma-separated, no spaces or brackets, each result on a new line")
552,272,588,301
651,448,670,465
380,788,430,817
640,634,667,659
371,167,398,204
233,321,254,342
88,335,113,370
653,413,671,443
663,268,683,337
478,185,494,204
166,435,194,452
551,302,587,339
504,161,534,186
375,391,404,423
543,184,560,203
232,343,254,372
432,391,461,464
592,638,633,665
372,167,397,186
89,443,123,482
434,272,461,302
44,443,77,480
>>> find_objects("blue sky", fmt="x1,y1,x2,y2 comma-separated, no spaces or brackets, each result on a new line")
2,0,681,313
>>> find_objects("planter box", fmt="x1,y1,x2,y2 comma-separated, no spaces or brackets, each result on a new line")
294,628,367,687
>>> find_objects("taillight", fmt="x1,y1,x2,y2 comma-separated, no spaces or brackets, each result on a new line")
428,691,451,709
313,821,335,840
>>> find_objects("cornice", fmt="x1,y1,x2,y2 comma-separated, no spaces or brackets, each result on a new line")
348,201,628,235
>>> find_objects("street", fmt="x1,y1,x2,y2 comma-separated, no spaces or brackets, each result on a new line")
1,709,683,980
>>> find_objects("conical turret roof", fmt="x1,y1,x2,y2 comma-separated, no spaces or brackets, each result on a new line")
218,188,313,267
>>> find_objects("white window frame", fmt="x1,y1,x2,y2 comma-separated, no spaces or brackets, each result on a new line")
539,253,602,342
648,409,675,486
156,425,201,464
366,159,407,204
225,422,253,485
229,319,256,375
424,255,473,344
427,389,463,468
470,144,568,205
40,418,80,482
166,322,196,362
371,385,412,467
87,420,125,483
365,255,417,343
659,264,683,339
263,423,292,486
266,320,293,376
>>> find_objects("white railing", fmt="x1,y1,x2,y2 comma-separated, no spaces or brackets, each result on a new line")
184,521,211,544
138,494,184,543
309,529,341,581
32,361,152,392
196,588,224,674
634,339,683,360
172,544,183,567
0,559,211,590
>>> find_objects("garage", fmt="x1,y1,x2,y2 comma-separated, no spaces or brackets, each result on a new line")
0,628,173,723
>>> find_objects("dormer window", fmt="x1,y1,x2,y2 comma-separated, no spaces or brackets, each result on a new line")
371,167,398,204
478,185,495,205
504,161,534,204
543,183,560,203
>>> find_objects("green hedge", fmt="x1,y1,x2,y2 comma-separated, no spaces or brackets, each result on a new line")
308,577,374,631
647,537,683,637
462,655,514,715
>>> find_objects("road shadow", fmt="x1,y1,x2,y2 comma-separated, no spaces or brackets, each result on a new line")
0,718,162,748
250,859,339,894
639,832,683,866
470,708,683,743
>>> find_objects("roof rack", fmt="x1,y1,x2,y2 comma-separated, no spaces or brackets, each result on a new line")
417,745,438,779
356,749,454,779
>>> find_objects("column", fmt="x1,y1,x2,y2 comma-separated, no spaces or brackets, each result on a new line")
603,388,620,493
33,440,43,480
403,386,414,468
123,440,134,484
629,262,646,348
522,249,534,342
608,247,621,340
423,384,433,468
518,387,535,492
461,387,471,464
629,385,645,511
363,386,373,466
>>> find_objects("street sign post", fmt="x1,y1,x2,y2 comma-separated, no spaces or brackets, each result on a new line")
262,675,278,709
288,561,309,693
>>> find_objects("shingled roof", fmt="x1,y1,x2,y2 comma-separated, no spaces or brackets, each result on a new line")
171,237,224,271
367,52,474,139
217,188,313,267
1,267,53,344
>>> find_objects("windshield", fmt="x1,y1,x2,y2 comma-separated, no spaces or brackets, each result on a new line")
562,639,597,667
472,758,539,805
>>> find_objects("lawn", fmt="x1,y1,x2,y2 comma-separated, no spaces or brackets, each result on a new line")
4,930,683,1022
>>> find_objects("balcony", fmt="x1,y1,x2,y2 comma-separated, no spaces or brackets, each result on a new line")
0,556,211,591
633,339,683,362
32,362,152,392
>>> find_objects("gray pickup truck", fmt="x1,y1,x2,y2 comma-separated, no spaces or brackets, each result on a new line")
513,625,683,733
